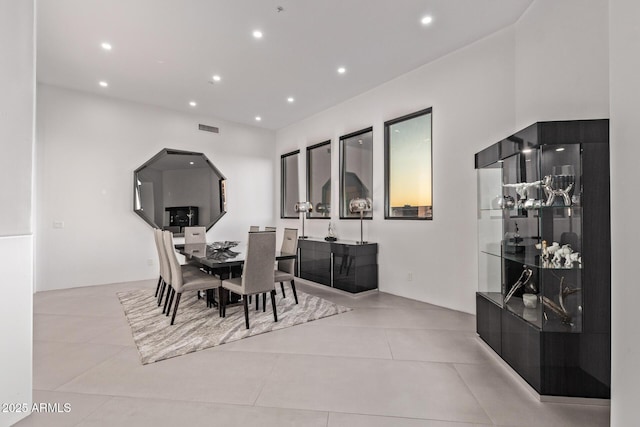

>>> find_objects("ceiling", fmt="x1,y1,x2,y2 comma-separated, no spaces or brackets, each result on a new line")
37,0,532,130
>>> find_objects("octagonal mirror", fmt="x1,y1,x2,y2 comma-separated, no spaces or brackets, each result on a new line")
134,148,227,234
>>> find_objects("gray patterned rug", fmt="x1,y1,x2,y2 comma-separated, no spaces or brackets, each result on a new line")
117,288,351,364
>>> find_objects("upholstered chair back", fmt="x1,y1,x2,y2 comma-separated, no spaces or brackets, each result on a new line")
241,231,276,295
184,226,207,244
277,228,298,274
154,228,171,283
162,230,185,291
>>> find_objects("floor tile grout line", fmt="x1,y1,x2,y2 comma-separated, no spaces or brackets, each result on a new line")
451,362,498,426
325,409,496,425
214,347,492,369
251,353,282,406
382,328,395,360
70,395,115,427
51,346,131,393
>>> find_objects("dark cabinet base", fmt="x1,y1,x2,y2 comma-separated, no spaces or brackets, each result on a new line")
298,238,378,293
477,292,610,398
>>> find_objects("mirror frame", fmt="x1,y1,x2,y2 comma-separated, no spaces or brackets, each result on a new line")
133,148,227,233
306,140,332,219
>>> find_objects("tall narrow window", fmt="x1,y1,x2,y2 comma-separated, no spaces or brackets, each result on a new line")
281,150,300,218
340,127,373,219
307,140,332,218
384,108,433,219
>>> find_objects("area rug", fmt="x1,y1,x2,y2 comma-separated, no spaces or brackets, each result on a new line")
117,289,351,364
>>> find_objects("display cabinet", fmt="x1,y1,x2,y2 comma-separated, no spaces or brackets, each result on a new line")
475,120,610,398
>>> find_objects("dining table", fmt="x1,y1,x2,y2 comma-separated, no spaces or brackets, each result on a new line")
176,242,296,271
175,242,297,313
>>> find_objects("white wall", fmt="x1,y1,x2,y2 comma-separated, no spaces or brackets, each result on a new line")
0,0,34,425
275,0,611,314
277,28,517,313
515,0,609,128
610,0,640,424
36,85,276,291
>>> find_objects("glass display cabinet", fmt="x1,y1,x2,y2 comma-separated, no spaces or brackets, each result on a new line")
475,120,610,398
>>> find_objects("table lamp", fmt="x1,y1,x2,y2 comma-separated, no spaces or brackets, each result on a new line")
294,201,313,239
349,197,372,244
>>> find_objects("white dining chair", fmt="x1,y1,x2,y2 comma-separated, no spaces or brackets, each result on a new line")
221,231,277,329
163,230,222,325
274,228,299,304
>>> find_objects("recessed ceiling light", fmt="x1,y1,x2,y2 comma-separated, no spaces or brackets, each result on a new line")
189,101,197,107
522,148,532,153
189,161,194,165
421,16,433,25
287,97,294,103
212,75,221,82
99,81,108,87
101,42,112,51
253,30,263,39
337,67,346,74
255,116,262,121
556,147,566,152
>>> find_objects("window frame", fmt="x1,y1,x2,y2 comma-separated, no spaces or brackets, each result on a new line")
339,127,374,220
384,107,433,220
306,140,332,220
280,149,300,219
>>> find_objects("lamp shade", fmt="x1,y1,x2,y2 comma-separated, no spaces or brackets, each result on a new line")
295,201,313,213
349,197,372,213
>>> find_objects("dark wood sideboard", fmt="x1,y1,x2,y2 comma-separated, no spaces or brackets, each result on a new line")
297,238,378,293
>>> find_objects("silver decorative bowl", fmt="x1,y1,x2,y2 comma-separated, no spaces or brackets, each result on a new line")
208,241,239,251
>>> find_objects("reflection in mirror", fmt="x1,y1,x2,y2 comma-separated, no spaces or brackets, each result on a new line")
340,127,373,219
384,108,433,219
281,150,300,218
307,141,331,218
134,148,226,234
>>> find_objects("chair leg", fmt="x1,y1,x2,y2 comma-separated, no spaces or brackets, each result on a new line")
157,281,166,306
270,290,278,322
243,297,250,329
170,293,182,325
291,280,298,304
165,288,175,316
218,287,224,317
155,276,162,297
256,293,260,311
280,282,286,298
221,288,226,318
163,285,173,314
262,293,266,312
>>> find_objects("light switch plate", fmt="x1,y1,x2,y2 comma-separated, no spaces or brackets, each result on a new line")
53,221,64,229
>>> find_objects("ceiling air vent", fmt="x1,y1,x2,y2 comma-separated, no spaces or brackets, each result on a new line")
198,124,219,133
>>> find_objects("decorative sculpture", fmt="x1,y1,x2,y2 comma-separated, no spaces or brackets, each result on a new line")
503,180,542,201
504,265,534,304
542,276,580,325
542,174,574,206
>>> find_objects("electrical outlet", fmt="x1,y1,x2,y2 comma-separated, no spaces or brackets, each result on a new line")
407,272,413,281
53,221,64,229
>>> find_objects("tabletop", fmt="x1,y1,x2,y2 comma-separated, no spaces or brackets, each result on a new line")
175,243,296,269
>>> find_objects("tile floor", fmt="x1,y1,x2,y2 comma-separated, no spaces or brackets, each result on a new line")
15,279,610,427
